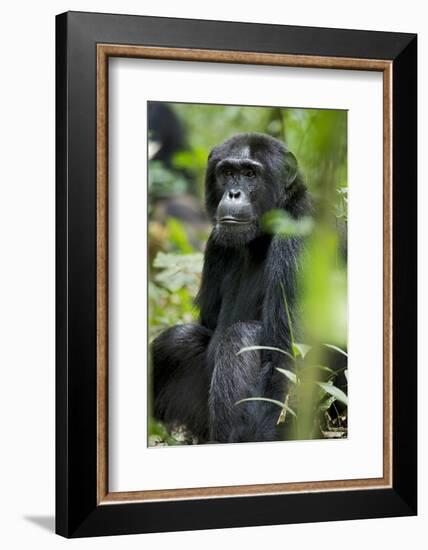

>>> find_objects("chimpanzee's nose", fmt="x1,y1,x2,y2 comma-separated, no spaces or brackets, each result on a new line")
228,190,241,200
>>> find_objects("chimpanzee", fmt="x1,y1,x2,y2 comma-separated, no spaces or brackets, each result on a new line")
148,102,187,168
152,133,311,443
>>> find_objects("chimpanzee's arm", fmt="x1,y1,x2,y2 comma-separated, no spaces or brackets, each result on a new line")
261,236,302,359
195,235,231,330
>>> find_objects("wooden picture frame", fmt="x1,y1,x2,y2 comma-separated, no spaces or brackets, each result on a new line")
56,11,417,538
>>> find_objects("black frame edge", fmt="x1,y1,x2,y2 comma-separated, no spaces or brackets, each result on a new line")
71,489,414,538
392,35,418,514
65,10,416,60
55,11,69,538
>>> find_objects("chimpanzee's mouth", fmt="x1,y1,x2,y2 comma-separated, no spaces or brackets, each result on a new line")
218,216,253,225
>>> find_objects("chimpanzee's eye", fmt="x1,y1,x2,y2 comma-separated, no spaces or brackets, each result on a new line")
244,168,256,178
223,168,233,177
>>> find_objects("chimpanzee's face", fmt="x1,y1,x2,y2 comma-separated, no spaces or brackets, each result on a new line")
205,133,298,247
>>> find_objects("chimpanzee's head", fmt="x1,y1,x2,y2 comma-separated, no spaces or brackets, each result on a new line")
204,133,307,247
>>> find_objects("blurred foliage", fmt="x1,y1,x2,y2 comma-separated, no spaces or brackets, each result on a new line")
148,160,189,202
148,220,203,342
262,209,314,237
299,227,347,346
148,102,348,445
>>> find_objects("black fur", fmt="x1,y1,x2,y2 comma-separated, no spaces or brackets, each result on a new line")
152,133,310,443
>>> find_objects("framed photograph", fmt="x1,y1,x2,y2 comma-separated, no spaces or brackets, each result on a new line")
56,11,417,538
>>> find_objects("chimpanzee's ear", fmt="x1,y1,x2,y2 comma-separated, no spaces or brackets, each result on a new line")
284,151,299,187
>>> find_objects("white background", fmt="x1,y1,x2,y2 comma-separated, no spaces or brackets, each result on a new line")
109,59,383,492
0,1,425,548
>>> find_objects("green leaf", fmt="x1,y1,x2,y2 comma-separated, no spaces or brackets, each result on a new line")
317,382,348,406
262,209,314,237
153,251,203,273
344,369,348,382
237,345,295,362
323,343,348,357
235,397,296,417
173,147,209,173
292,342,312,359
275,367,297,384
166,218,193,253
318,394,336,412
153,252,203,292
